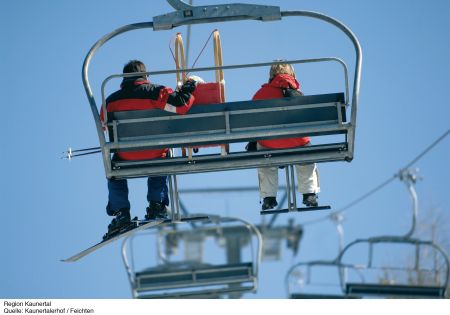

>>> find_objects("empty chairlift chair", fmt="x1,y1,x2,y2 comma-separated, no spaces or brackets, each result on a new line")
286,171,450,299
336,170,450,298
121,216,263,298
339,238,450,298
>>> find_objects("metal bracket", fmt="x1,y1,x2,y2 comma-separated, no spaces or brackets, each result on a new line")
153,3,281,30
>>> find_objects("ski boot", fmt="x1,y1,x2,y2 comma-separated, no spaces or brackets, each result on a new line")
303,193,319,207
145,201,168,220
261,197,278,210
103,208,133,240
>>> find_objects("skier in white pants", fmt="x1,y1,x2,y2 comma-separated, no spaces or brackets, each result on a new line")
250,62,320,210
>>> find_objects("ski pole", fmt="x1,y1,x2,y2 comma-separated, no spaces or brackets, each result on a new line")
61,147,101,160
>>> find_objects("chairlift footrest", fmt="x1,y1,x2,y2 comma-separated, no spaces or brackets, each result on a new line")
260,205,331,215
345,283,446,298
135,215,210,224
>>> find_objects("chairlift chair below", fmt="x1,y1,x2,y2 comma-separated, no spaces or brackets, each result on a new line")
121,216,263,299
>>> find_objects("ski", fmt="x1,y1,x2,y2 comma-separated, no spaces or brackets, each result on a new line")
62,215,209,262
61,219,164,262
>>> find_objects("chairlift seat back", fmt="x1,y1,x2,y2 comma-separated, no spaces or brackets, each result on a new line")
107,92,346,145
133,262,256,298
105,92,348,177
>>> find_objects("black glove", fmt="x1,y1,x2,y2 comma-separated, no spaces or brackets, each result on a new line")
245,141,257,152
282,88,303,97
180,79,197,94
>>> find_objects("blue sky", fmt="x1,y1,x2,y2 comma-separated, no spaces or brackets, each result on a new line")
1,0,449,299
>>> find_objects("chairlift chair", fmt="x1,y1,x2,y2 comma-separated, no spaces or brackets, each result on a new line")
286,172,450,298
82,0,362,180
121,216,263,298
336,170,450,298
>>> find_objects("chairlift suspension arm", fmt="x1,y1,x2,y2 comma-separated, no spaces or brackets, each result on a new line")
397,169,419,239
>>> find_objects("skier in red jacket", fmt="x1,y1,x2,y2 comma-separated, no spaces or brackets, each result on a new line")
252,63,320,210
101,60,197,238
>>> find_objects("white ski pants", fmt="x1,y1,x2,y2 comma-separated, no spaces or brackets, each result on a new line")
257,143,320,199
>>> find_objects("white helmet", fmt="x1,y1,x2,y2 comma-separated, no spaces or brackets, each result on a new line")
187,75,205,84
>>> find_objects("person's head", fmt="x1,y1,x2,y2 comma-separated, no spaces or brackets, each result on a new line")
123,60,147,74
269,62,295,82
122,60,148,84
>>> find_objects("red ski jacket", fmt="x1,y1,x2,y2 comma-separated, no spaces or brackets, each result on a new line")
252,74,310,149
100,78,195,160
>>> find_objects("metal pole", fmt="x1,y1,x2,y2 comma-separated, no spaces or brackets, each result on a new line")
173,174,181,221
285,167,292,210
289,165,297,210
168,175,175,221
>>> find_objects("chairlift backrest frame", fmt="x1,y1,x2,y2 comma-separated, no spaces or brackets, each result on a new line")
82,1,362,179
